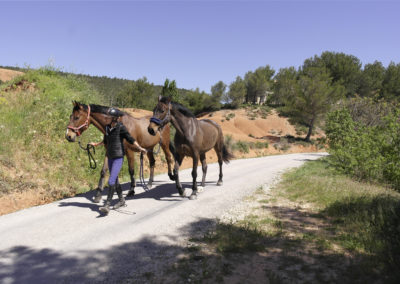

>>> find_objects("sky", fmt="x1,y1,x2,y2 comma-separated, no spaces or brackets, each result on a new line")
1,0,399,92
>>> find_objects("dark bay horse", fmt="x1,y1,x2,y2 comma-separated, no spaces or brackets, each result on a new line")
66,101,175,202
148,96,234,200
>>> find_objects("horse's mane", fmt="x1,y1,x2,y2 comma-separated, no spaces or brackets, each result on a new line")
74,102,128,116
160,97,195,118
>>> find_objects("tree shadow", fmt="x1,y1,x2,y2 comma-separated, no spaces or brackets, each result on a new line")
1,211,398,284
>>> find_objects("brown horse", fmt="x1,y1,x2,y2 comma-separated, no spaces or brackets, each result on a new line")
148,96,234,200
65,101,175,202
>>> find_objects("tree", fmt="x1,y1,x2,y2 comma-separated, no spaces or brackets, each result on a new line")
303,51,362,97
115,77,155,109
225,76,246,108
272,67,299,106
283,66,345,141
162,79,181,103
182,88,208,114
382,62,400,101
358,61,385,97
245,65,275,104
208,81,227,110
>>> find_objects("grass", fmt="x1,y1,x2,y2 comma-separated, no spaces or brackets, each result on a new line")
171,158,400,283
0,67,116,201
274,158,400,277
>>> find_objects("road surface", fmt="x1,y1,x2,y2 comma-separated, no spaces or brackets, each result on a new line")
0,152,327,284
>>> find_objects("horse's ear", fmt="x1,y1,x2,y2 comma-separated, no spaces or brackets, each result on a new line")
158,95,162,102
72,100,77,106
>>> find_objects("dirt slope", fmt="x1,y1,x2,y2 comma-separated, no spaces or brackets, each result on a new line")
0,68,24,82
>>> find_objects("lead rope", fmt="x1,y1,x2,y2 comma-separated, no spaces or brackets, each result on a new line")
139,152,151,191
139,135,162,191
78,136,97,169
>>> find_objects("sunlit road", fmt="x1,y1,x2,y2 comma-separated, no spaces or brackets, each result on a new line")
0,152,327,284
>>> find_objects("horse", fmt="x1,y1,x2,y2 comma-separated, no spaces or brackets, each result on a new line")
65,101,175,202
147,96,234,200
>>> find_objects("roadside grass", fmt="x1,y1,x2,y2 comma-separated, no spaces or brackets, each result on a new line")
0,68,113,199
276,158,400,266
167,158,400,283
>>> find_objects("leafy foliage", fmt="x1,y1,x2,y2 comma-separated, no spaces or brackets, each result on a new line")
326,103,400,191
281,66,345,141
244,65,275,104
115,77,156,109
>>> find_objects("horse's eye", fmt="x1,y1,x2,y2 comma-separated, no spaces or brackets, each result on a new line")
74,116,79,120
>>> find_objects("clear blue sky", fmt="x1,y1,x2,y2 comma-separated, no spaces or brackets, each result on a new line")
1,1,399,92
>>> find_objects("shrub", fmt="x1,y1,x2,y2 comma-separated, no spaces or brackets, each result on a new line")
326,107,400,191
235,141,250,153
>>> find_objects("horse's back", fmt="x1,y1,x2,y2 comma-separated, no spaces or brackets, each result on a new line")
197,119,223,151
121,114,164,148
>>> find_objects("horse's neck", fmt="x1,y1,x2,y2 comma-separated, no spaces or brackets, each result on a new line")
90,112,108,134
171,111,197,138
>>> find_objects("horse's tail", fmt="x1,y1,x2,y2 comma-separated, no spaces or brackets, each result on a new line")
222,143,235,164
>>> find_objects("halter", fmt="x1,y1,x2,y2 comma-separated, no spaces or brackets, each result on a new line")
67,105,91,136
150,103,171,129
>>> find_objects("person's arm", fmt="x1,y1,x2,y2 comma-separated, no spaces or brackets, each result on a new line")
120,124,147,153
88,135,105,147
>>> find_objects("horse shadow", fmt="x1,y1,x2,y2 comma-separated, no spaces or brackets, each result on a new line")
58,179,216,213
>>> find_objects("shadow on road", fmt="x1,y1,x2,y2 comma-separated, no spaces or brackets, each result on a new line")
0,207,396,284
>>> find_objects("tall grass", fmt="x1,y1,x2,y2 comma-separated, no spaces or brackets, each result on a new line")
275,158,400,275
0,68,111,198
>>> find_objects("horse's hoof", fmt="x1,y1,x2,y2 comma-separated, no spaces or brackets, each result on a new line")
93,190,102,203
93,195,102,203
126,190,135,198
198,186,204,193
217,181,223,186
168,173,176,181
147,183,153,190
178,188,186,197
189,194,197,200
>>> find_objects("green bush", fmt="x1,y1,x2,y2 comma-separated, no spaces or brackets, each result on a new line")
235,141,250,153
326,107,400,191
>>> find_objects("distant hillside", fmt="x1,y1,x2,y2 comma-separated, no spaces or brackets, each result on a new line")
0,65,192,109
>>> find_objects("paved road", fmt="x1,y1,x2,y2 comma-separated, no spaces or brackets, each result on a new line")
0,152,327,284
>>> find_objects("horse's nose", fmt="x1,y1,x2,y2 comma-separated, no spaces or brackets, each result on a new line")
66,134,75,142
148,127,155,136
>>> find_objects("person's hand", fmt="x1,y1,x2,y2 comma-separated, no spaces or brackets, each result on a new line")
140,147,147,154
88,141,103,147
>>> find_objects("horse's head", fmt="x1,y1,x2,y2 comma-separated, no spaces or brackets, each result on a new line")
148,96,171,136
65,101,91,142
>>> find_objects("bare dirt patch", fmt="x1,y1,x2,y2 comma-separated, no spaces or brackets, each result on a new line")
0,68,24,82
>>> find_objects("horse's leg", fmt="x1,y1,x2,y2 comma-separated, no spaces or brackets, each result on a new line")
174,152,185,196
161,138,175,181
147,150,155,189
189,153,199,200
126,149,136,197
199,153,207,190
94,155,108,203
215,146,223,186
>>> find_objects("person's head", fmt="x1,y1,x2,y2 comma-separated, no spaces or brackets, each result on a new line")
108,108,123,125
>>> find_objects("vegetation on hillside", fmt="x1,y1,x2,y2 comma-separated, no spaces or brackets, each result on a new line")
0,68,108,199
